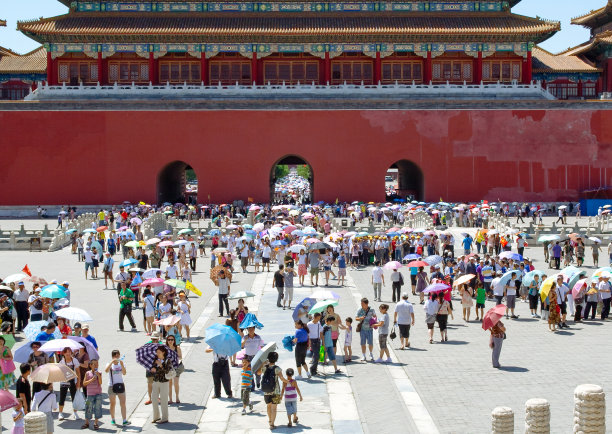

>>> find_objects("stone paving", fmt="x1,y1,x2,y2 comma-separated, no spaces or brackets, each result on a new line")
0,219,611,433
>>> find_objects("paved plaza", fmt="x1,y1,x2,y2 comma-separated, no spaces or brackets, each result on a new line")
0,218,611,433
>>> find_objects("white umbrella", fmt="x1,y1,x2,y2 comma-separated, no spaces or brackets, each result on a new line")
558,205,567,209
287,245,307,253
67,336,99,360
251,342,277,373
588,237,602,243
310,289,340,300
39,339,82,353
174,240,189,246
2,274,27,284
145,238,161,245
129,267,145,273
53,307,93,322
142,268,161,279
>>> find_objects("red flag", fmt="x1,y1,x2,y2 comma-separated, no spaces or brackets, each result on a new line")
22,265,32,277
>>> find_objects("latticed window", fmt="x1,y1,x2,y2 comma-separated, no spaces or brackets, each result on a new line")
381,61,423,83
108,61,148,83
331,61,373,84
159,61,200,83
263,61,319,84
482,60,522,82
432,60,472,82
209,61,251,85
58,61,97,85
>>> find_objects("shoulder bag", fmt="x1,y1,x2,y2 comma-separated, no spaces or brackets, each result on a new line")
110,366,125,394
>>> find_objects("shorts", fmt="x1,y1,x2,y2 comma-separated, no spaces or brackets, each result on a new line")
310,267,319,276
92,258,99,267
506,295,516,309
85,262,93,271
495,295,504,305
436,314,448,331
285,400,298,415
262,257,270,264
241,388,251,406
323,266,331,271
338,268,346,277
560,302,567,315
398,324,410,339
484,282,491,293
359,329,373,346
426,321,435,330
241,257,248,267
107,386,125,397
476,303,485,309
264,393,281,404
378,334,388,350
325,346,336,361
285,286,294,302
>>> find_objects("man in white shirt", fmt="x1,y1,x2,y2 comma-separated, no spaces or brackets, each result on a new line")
114,265,130,294
217,269,230,317
307,313,324,375
13,281,30,332
393,293,415,349
598,275,611,320
83,247,95,280
28,287,43,321
504,271,519,319
165,260,178,280
371,261,385,302
492,272,504,305
556,274,570,328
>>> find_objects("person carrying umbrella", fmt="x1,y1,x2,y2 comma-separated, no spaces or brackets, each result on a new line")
483,304,507,369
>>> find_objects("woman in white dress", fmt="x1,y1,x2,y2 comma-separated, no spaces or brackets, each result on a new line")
176,291,192,341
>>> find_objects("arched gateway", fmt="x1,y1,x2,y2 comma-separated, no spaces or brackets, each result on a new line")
386,160,424,202
270,155,314,204
157,161,197,205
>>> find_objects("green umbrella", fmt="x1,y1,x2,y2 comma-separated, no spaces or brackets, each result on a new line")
228,291,256,300
178,228,193,235
164,279,186,289
308,299,338,315
125,240,141,248
0,334,15,349
164,210,173,215
243,224,253,229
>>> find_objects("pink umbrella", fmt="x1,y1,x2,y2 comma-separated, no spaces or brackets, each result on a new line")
154,315,181,326
284,226,297,233
422,282,451,294
383,261,402,270
158,240,174,247
141,278,165,287
0,390,19,412
130,217,142,226
305,238,319,244
145,238,161,245
482,304,507,331
117,226,128,231
572,278,589,298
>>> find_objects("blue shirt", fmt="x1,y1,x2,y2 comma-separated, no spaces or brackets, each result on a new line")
462,238,472,249
85,335,98,350
295,328,308,343
323,326,333,348
337,256,346,269
35,331,55,342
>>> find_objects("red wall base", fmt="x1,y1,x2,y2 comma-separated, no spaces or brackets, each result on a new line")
1,109,611,205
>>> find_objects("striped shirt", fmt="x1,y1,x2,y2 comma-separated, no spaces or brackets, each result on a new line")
241,369,253,389
284,381,298,402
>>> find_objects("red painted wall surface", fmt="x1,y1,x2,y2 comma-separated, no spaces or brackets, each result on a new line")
1,109,612,205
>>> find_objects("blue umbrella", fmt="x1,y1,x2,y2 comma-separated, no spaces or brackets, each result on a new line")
23,321,61,342
271,240,288,246
403,254,421,261
424,255,443,266
82,229,96,234
13,343,54,364
568,270,588,289
523,270,546,287
65,229,77,235
499,251,523,262
120,258,138,268
292,297,316,321
40,284,67,299
239,313,264,330
209,229,221,236
205,325,242,357
158,230,172,237
498,270,522,288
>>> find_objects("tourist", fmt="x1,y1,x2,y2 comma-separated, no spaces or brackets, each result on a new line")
240,358,253,414
242,326,263,389
528,275,541,318
57,347,78,420
262,241,272,272
206,347,232,399
342,317,353,363
27,342,49,394
435,292,453,342
548,282,560,332
15,364,31,414
373,304,391,363
599,275,611,320
489,319,506,369
75,344,90,397
142,288,155,335
592,241,601,267
284,266,296,309
460,284,473,322
297,249,308,285
371,261,384,302
424,293,440,344
12,397,25,434
322,316,341,373
307,313,323,375
281,368,303,428
390,267,403,303
552,241,562,269
492,272,504,305
415,267,429,304
31,383,57,433
217,269,230,317
355,298,375,361
292,321,310,379
150,345,171,424
102,252,115,289
504,272,519,319
84,246,95,280
118,282,137,332
261,351,287,430
583,282,598,320
308,249,320,286
105,350,128,426
272,265,285,308
82,359,103,430
13,282,29,333
165,335,183,404
0,336,16,391
176,291,192,341
28,287,43,322
393,293,414,349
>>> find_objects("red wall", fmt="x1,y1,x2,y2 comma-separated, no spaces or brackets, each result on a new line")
1,109,612,205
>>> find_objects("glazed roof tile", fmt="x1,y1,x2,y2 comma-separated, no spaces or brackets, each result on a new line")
0,46,47,74
572,1,612,27
18,12,559,44
560,30,612,57
531,46,600,73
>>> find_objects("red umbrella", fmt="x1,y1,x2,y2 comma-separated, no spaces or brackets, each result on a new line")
0,389,19,412
96,226,108,232
482,304,507,331
406,260,429,268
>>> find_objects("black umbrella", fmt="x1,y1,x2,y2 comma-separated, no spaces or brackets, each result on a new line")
309,242,331,251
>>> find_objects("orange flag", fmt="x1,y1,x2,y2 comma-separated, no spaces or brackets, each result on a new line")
22,265,32,277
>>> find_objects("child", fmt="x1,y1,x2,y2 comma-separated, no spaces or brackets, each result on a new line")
343,318,353,363
323,317,341,374
240,358,253,414
336,252,347,286
11,398,25,434
82,359,103,430
475,285,486,321
254,248,262,273
281,368,302,428
374,304,391,363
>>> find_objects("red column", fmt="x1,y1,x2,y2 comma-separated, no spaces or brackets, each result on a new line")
473,51,482,84
524,50,533,84
324,52,331,85
374,51,381,85
251,52,258,85
578,79,583,98
424,51,432,84
97,52,103,85
148,52,155,84
200,56,208,85
46,51,54,85
607,59,612,92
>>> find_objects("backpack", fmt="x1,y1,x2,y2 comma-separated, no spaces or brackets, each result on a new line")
261,366,276,393
33,298,43,310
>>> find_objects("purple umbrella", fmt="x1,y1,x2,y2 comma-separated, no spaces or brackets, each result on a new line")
130,217,143,226
422,283,451,294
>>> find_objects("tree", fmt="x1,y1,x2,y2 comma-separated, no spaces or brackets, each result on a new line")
275,165,290,179
296,165,311,179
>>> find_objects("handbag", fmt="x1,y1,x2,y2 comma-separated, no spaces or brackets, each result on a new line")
389,326,397,340
110,367,125,394
356,308,371,333
165,367,177,380
0,359,16,375
175,362,185,376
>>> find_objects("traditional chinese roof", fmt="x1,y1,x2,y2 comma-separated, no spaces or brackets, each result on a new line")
18,12,559,44
572,1,612,28
0,46,47,74
531,46,600,73
561,30,612,57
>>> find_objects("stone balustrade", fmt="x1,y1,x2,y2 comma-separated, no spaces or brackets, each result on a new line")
47,213,97,252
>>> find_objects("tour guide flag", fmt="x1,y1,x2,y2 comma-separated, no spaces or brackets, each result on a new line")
22,265,32,277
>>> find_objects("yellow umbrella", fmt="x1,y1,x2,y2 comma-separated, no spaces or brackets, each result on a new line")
186,281,202,297
539,275,559,302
